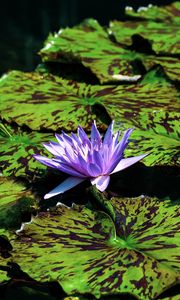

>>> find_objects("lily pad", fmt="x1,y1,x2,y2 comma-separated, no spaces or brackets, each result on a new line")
0,258,10,283
0,122,53,177
0,70,179,131
125,2,180,24
39,19,142,84
39,18,179,82
11,196,180,300
0,177,37,230
160,296,180,300
114,107,180,167
109,20,180,55
142,56,180,82
0,71,179,167
0,71,105,132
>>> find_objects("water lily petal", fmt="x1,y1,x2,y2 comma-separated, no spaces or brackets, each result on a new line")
33,155,60,169
87,163,101,177
91,175,110,192
55,133,64,145
78,125,91,147
44,177,85,199
93,150,104,173
111,153,149,174
103,121,114,146
61,131,72,144
34,155,86,178
77,155,89,176
91,120,102,147
43,142,64,156
55,162,87,178
106,128,134,173
113,128,134,158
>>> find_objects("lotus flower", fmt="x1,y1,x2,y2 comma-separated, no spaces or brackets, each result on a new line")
34,121,148,199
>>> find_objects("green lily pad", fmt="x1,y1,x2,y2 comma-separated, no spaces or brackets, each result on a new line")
0,70,179,131
0,258,10,283
39,19,142,84
11,196,180,300
0,177,37,230
123,112,180,167
39,18,179,82
125,2,180,24
109,20,179,55
0,122,53,177
0,71,179,167
0,71,105,132
142,56,180,82
160,296,180,300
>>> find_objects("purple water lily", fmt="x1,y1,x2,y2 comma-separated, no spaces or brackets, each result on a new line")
34,121,148,199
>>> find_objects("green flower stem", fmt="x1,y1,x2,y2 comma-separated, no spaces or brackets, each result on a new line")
88,185,116,222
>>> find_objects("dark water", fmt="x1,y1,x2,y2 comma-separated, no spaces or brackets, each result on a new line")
0,0,175,74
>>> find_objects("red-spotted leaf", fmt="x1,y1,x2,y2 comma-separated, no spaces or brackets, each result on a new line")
11,196,180,300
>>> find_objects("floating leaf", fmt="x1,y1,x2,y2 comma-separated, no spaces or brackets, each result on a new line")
0,177,36,230
125,2,180,24
114,108,180,167
0,71,179,167
39,19,142,84
0,122,53,177
0,258,10,283
142,56,180,82
159,296,180,300
109,20,179,55
40,18,179,82
11,196,180,300
0,70,179,131
0,71,105,132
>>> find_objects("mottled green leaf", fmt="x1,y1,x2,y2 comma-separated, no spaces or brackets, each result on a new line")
11,196,180,300
142,56,180,82
109,20,179,55
0,69,179,131
0,258,10,283
125,2,180,24
114,108,180,167
160,296,180,300
39,18,179,82
0,177,36,230
0,71,179,167
0,122,53,177
0,71,105,132
39,19,142,84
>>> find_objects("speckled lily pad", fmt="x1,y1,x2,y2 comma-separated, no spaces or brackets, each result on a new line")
109,20,180,55
11,196,180,300
39,19,142,84
0,122,54,177
125,2,180,24
0,176,37,230
0,71,105,132
40,18,180,82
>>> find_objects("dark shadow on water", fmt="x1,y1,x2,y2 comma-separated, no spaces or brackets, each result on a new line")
31,162,180,213
109,163,180,201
